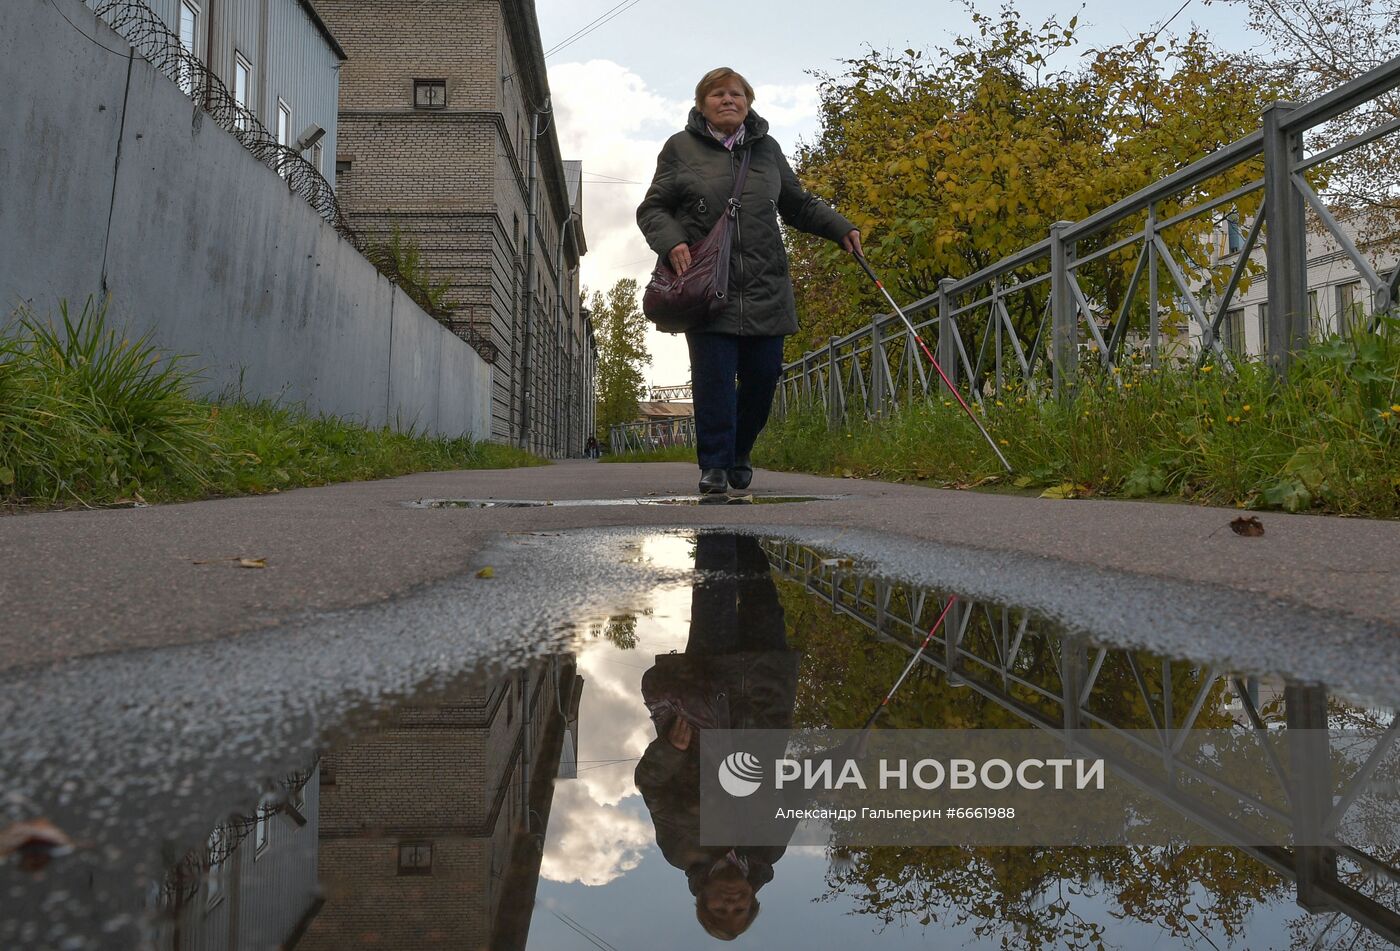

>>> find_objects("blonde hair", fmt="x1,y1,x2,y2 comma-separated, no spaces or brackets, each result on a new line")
694,67,755,109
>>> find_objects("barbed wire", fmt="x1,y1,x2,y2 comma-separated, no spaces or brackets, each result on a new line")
155,760,319,910
89,0,498,362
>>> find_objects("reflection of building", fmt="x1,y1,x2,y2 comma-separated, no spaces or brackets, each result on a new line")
153,768,323,950
300,656,581,950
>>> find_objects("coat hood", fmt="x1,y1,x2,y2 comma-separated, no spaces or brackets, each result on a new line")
685,107,770,144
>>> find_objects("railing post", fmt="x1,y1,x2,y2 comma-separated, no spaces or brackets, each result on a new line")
1050,220,1077,397
801,352,811,408
937,278,959,396
870,316,885,417
1262,102,1308,373
826,335,839,426
1146,202,1159,369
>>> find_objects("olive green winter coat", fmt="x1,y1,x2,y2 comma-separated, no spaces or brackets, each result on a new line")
636,108,855,337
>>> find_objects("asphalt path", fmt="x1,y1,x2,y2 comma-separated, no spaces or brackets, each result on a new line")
3,460,1399,949
2,459,1397,680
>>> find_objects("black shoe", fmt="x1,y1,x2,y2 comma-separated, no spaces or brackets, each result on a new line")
728,456,753,491
699,468,728,495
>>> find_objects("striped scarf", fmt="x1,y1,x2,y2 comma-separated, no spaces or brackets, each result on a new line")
707,121,746,151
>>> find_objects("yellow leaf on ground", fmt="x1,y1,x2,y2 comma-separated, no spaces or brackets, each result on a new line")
476,566,495,579
1040,483,1079,499
238,557,267,569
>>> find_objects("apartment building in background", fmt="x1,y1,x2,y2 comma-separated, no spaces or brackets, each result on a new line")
317,0,595,454
85,0,345,181
1210,215,1400,358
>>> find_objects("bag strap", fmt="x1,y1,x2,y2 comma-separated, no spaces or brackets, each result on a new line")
726,150,753,218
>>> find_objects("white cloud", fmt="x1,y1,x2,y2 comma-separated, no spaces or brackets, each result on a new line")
539,783,653,886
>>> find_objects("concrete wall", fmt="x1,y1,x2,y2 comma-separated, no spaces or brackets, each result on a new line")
0,0,491,438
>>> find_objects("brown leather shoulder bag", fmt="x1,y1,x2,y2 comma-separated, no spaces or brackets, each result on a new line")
642,150,752,334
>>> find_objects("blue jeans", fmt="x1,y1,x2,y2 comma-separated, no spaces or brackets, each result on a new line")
685,332,785,470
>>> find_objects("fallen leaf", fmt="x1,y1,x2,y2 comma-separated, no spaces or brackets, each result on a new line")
476,566,495,579
1230,516,1265,537
841,469,856,478
238,557,267,569
1040,482,1080,499
1013,475,1035,488
0,818,75,872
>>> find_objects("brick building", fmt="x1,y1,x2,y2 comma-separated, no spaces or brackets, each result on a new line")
316,0,593,454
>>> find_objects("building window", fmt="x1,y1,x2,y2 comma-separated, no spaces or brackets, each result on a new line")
233,53,252,129
1337,280,1366,334
254,806,270,855
335,159,351,176
206,827,226,907
277,100,292,177
1225,216,1244,255
1308,289,1321,339
414,79,447,109
177,1,200,93
1257,302,1269,355
1221,307,1244,354
398,841,433,875
311,142,324,174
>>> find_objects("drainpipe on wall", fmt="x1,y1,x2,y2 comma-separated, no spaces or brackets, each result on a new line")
553,210,579,456
518,103,547,450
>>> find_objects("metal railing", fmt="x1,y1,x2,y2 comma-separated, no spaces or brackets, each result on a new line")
608,416,696,453
765,540,1400,944
781,56,1400,423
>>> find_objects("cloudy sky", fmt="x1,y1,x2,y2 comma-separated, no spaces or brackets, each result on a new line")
535,0,1263,389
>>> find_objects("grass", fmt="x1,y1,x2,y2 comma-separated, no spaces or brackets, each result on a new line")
0,298,542,508
754,320,1400,517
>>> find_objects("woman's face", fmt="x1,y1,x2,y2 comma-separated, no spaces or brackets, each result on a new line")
700,80,749,134
703,875,755,932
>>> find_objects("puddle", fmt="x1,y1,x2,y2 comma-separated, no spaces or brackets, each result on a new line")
3,533,1397,950
407,495,840,508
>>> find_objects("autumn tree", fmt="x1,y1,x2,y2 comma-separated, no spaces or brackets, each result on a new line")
591,278,651,444
785,5,1278,357
1214,0,1400,248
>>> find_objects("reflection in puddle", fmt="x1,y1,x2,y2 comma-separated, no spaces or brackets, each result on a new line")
407,495,839,508
8,534,1399,949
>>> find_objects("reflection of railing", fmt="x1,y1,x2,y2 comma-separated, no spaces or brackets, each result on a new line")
608,417,696,453
764,540,1400,944
780,57,1400,423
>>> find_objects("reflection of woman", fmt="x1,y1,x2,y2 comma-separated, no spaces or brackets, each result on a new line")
634,534,798,940
637,68,862,495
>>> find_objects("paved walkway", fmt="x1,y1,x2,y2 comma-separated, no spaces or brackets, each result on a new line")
3,460,1397,671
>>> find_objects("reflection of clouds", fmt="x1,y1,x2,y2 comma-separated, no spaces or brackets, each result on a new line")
542,550,695,886
540,782,653,886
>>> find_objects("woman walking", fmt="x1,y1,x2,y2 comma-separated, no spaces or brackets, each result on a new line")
637,67,862,494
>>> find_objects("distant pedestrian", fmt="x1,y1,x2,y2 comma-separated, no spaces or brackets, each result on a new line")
637,67,862,495
584,435,600,459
